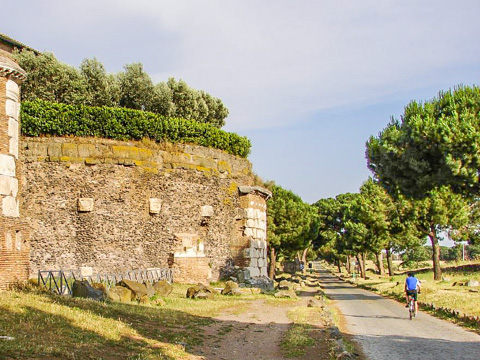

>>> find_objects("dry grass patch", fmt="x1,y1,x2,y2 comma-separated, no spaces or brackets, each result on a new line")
0,284,274,360
280,305,325,357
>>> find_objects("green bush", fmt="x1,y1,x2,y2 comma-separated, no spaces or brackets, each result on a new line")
20,100,251,158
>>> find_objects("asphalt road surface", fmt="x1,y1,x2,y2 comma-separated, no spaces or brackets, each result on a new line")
317,268,480,360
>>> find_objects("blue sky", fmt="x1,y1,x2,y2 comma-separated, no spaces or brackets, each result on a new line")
3,0,480,205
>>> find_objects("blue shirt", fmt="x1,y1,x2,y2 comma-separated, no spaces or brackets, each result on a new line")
406,276,419,291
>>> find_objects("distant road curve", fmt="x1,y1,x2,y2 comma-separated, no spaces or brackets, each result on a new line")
317,268,480,360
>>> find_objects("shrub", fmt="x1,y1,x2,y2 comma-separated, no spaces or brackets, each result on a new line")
21,100,251,158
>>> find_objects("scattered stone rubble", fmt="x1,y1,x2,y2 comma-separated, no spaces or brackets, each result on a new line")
72,278,173,305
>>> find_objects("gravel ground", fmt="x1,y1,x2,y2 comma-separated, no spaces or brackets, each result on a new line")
318,268,480,360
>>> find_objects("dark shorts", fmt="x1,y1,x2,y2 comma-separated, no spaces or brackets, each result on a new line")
406,290,418,301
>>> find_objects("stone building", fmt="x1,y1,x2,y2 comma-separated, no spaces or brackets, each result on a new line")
0,35,272,288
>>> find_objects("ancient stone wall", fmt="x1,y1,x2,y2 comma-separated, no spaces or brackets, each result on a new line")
20,136,262,282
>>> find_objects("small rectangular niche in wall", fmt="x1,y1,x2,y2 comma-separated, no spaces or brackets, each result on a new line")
78,198,94,212
149,198,162,214
5,231,12,250
15,230,21,250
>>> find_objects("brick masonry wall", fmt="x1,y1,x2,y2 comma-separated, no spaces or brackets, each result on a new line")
20,137,257,282
0,217,30,288
173,257,212,285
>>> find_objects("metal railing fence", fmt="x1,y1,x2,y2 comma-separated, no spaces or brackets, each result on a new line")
38,268,173,296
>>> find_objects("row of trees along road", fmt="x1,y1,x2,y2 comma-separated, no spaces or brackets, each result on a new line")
266,183,319,279
13,50,228,128
268,85,479,282
366,85,480,280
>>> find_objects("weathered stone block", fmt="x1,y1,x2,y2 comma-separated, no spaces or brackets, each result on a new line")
152,280,173,296
149,198,162,214
5,99,19,119
8,117,18,138
108,286,132,303
24,142,48,158
117,279,148,300
80,266,93,277
78,198,94,212
85,158,100,165
0,154,15,177
2,196,19,217
248,267,260,277
47,143,62,158
77,143,96,158
244,228,253,237
6,79,19,102
72,280,105,301
249,258,258,267
62,143,78,158
256,229,266,240
0,175,18,196
9,137,18,158
221,280,239,295
200,205,214,217
260,267,268,277
245,208,255,219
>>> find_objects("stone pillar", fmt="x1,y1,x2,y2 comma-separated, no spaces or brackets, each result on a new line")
236,186,272,279
0,50,28,289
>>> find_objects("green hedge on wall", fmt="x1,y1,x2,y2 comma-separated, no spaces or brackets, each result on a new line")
20,100,251,158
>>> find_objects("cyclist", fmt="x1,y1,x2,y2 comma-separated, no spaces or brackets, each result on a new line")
404,272,421,316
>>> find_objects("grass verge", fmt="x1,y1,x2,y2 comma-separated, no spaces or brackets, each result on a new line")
281,304,325,357
0,284,267,360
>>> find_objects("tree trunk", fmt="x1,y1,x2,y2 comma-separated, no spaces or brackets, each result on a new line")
386,248,394,276
346,256,351,273
268,247,276,279
362,253,367,279
429,227,442,280
356,254,365,278
375,251,385,276
301,247,309,265
336,259,342,273
296,251,301,263
301,247,309,274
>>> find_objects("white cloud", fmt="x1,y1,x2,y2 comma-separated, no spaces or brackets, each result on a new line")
6,0,480,132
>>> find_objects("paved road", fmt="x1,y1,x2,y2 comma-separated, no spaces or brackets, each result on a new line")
317,268,480,360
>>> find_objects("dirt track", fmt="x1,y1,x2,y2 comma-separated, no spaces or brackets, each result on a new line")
317,269,480,360
191,284,331,360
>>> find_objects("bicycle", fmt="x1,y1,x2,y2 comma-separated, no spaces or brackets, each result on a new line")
408,296,416,320
407,289,420,320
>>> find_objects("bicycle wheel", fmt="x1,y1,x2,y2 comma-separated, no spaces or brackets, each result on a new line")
409,300,414,320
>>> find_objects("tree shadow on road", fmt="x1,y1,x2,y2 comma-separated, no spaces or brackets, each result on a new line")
353,333,480,360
